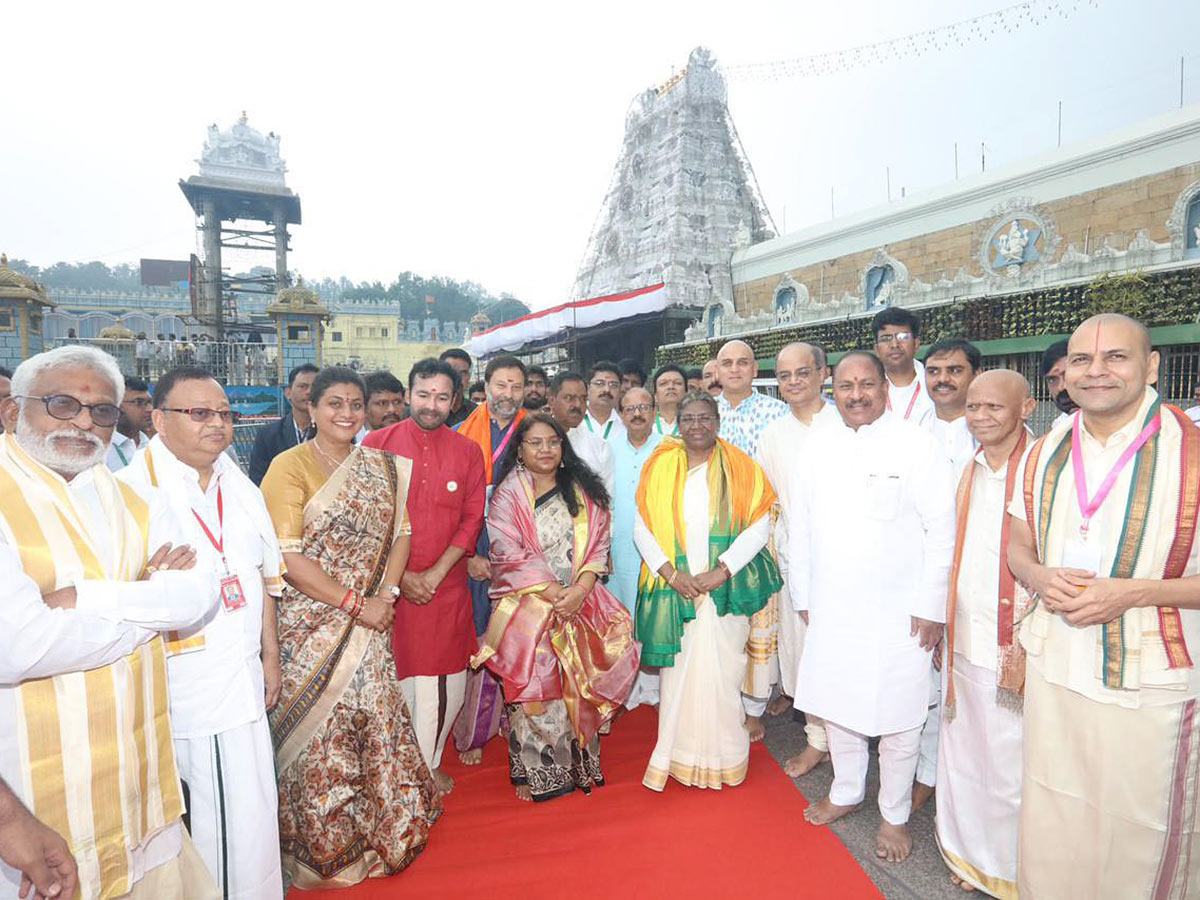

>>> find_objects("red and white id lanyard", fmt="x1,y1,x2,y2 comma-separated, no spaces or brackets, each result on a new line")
886,383,921,421
191,480,247,611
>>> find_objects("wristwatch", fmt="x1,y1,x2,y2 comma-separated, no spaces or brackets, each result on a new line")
382,584,401,600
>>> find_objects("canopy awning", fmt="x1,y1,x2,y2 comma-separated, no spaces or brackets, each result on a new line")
465,283,667,357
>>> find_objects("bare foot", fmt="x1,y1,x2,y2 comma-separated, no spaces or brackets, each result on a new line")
767,694,793,716
459,748,482,766
514,784,533,802
783,745,830,777
746,715,766,742
802,796,860,825
875,821,913,862
949,874,976,892
911,780,935,813
432,768,454,796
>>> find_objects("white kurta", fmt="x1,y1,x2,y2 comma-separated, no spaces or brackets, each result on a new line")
634,461,770,790
568,423,615,498
930,414,978,480
887,359,936,430
789,413,955,736
755,403,838,698
118,438,284,900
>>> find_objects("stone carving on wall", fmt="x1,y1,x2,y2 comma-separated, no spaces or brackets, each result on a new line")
979,198,1060,278
772,273,810,325
859,249,910,309
672,193,1180,348
1166,179,1200,257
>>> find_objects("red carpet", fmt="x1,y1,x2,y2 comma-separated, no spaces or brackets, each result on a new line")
289,706,882,899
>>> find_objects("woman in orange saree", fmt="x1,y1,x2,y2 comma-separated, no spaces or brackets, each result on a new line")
261,367,440,888
473,414,640,802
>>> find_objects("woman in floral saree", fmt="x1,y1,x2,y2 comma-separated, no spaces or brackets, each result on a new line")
474,414,640,802
261,367,440,888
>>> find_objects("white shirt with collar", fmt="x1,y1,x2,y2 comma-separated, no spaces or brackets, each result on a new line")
105,429,148,471
930,414,978,480
888,358,936,430
118,436,274,738
568,423,615,498
584,408,626,441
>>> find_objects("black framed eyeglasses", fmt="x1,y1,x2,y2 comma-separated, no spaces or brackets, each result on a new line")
160,407,241,424
17,394,120,427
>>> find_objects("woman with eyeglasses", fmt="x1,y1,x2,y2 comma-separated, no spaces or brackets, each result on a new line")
477,413,639,802
260,366,440,887
633,391,781,792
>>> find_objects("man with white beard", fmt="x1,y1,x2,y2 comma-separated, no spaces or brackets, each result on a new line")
789,351,955,863
0,345,218,899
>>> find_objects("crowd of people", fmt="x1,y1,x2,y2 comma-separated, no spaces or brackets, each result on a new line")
0,309,1198,900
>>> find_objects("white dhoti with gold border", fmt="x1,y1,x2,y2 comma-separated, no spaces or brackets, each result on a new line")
935,653,1021,899
643,600,751,791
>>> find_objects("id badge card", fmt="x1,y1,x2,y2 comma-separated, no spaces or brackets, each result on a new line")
1062,538,1103,575
219,574,247,612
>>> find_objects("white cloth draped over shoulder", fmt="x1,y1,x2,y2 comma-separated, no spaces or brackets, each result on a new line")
788,413,956,736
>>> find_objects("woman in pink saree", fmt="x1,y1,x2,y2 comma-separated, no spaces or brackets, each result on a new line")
473,414,640,801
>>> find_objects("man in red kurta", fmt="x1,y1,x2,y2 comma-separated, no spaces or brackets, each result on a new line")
364,358,485,794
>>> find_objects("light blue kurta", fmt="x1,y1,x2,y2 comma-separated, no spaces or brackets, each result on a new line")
609,430,664,614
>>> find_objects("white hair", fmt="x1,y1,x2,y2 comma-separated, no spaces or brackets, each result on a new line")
11,345,125,406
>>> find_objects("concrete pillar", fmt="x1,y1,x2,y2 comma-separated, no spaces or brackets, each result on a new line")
274,204,288,289
201,198,223,334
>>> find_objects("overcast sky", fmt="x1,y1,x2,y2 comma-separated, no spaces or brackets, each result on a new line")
3,0,1195,309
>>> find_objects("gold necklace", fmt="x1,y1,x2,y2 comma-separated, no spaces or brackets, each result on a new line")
311,437,352,472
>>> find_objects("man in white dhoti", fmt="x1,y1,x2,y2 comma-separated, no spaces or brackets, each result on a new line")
789,351,955,861
912,337,981,811
0,344,219,900
754,342,836,777
634,393,781,790
118,367,285,900
715,340,789,741
1008,314,1200,899
872,307,935,428
549,372,614,497
936,370,1035,899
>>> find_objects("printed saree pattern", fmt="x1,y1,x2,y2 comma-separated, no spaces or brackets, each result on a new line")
265,446,441,888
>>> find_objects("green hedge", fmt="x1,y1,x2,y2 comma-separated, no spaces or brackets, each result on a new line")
655,267,1200,367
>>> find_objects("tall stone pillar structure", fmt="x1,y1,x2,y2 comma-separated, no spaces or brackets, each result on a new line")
0,254,55,369
266,281,329,385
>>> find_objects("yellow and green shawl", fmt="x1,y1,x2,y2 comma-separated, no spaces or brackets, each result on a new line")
635,436,781,666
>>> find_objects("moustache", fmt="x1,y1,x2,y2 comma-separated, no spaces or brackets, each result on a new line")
932,382,955,391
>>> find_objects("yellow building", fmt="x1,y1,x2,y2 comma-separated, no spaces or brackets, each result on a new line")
322,312,458,377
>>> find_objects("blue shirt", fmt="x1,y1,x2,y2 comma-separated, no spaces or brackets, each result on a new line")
609,430,665,613
717,390,789,457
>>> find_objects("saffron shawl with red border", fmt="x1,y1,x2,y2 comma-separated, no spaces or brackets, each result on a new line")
944,430,1032,719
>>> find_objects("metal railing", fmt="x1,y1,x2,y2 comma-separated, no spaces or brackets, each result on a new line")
49,337,278,386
